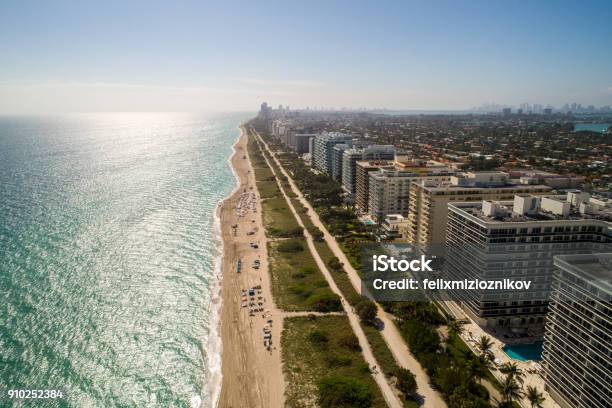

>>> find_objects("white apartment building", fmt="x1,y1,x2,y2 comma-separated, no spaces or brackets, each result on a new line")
312,132,353,174
367,163,453,220
445,193,612,330
407,172,552,244
543,253,611,408
341,145,395,196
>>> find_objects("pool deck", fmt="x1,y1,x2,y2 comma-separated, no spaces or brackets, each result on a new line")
444,301,561,408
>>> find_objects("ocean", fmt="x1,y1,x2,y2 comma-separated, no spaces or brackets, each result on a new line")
0,112,249,407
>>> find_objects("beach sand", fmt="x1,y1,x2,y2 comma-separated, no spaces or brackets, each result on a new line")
217,128,284,408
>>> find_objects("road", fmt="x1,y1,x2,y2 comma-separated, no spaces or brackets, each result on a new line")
254,128,448,408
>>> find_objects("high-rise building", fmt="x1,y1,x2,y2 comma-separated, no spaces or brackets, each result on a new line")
342,145,395,196
290,133,316,154
355,160,394,212
445,193,612,330
331,143,351,181
407,172,552,244
342,149,366,196
312,132,353,174
367,162,453,220
543,253,612,408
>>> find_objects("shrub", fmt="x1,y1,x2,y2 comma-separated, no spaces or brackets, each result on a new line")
306,292,342,312
288,284,311,298
313,279,328,288
317,375,373,408
394,368,417,398
401,320,441,356
300,266,317,275
312,227,324,241
327,256,344,271
325,354,353,367
291,266,316,279
356,300,377,325
307,329,329,345
277,241,304,253
338,334,362,352
278,226,304,238
433,366,464,397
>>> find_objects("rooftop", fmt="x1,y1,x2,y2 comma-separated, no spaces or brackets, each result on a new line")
554,253,612,289
451,193,612,224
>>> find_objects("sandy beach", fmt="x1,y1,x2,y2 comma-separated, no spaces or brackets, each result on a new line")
217,127,284,408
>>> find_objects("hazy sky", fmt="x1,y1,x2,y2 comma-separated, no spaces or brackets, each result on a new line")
1,0,611,113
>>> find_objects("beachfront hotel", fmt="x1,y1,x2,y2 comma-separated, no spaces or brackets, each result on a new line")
542,253,611,408
445,192,612,331
406,172,552,244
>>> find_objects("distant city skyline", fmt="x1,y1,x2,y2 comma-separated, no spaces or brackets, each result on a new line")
1,0,611,113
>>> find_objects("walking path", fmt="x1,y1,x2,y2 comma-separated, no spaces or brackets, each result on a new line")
254,134,404,408
254,129,447,408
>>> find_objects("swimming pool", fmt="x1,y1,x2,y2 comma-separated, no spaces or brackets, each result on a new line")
503,342,543,362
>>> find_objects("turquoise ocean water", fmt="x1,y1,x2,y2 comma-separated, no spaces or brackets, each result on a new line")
0,113,249,407
574,123,611,133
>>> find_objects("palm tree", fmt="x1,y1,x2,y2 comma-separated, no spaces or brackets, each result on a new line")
468,354,492,384
500,362,525,385
476,335,494,358
525,385,545,408
447,318,465,338
501,375,523,406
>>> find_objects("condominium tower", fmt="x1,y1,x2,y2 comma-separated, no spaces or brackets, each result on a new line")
407,172,552,244
543,253,611,408
368,165,453,220
445,192,612,330
341,145,395,196
312,132,353,175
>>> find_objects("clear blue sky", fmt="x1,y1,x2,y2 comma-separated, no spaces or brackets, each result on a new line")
1,0,611,112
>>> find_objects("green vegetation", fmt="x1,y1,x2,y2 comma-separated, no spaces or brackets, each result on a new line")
356,300,378,325
268,238,340,312
383,301,495,407
394,368,417,401
281,315,386,408
318,375,373,408
260,192,302,238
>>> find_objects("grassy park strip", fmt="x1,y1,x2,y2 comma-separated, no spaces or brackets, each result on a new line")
282,315,387,408
268,238,340,312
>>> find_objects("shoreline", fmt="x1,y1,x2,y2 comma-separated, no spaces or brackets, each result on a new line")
206,127,244,408
217,126,284,408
